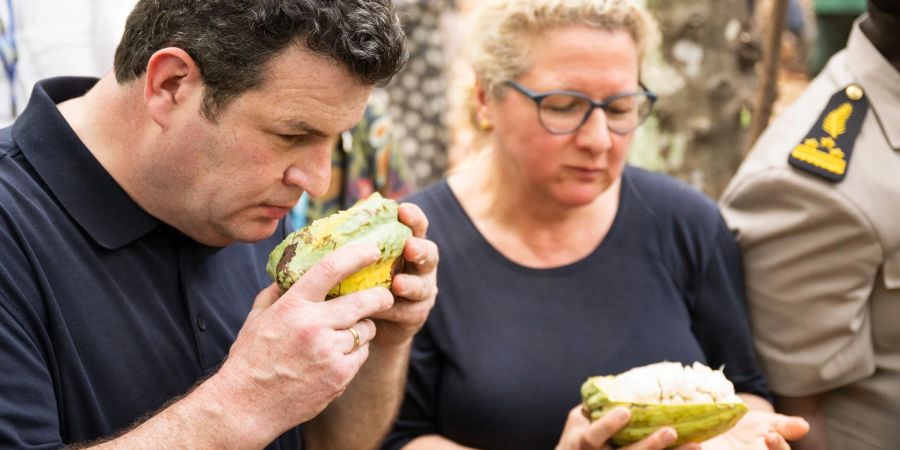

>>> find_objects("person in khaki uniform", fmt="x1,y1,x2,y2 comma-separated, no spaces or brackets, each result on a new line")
720,1,900,449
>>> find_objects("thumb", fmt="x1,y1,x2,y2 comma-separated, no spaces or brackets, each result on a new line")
773,415,810,441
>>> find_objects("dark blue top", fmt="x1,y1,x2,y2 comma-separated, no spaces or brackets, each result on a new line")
0,78,300,449
383,170,769,450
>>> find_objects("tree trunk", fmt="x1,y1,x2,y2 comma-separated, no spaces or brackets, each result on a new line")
632,0,760,199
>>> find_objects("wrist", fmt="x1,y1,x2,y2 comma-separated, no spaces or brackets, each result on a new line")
186,370,282,449
370,333,414,353
370,319,421,351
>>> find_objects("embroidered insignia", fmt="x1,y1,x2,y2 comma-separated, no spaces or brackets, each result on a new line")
788,84,868,182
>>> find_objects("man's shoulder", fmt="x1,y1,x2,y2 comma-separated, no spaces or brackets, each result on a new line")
732,52,869,185
0,126,21,161
754,78,845,162
0,133,42,218
723,50,895,221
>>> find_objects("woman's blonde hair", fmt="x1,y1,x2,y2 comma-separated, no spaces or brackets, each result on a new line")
447,0,660,168
468,0,659,98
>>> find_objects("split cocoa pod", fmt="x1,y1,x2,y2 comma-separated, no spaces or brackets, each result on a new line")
581,362,748,448
266,192,412,299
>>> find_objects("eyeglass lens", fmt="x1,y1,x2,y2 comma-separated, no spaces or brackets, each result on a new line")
538,93,651,135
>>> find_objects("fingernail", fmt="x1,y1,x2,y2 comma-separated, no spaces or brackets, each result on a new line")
661,428,676,442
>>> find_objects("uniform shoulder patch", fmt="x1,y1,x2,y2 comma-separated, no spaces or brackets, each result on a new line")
788,84,869,182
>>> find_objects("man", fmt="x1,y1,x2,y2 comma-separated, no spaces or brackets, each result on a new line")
0,1,439,449
721,1,900,449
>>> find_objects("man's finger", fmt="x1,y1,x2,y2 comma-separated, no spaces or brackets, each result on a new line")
391,273,436,302
338,319,376,354
288,243,382,302
248,283,282,321
398,203,428,238
369,297,434,327
324,287,394,328
402,237,438,273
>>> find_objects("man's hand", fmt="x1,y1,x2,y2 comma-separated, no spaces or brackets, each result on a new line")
212,243,396,444
302,202,439,450
370,202,438,348
556,406,701,450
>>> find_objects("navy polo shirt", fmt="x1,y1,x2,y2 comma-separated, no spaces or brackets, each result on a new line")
0,78,301,449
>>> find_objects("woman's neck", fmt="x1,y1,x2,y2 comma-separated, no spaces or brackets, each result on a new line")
448,152,621,268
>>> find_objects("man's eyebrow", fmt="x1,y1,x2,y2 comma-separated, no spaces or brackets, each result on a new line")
280,120,328,137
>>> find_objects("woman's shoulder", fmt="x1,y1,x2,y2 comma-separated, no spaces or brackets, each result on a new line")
401,180,468,238
402,180,453,216
623,166,721,227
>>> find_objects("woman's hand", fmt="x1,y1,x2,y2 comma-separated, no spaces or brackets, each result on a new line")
700,411,810,450
556,406,701,450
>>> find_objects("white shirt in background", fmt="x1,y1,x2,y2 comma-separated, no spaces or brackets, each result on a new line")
0,0,136,126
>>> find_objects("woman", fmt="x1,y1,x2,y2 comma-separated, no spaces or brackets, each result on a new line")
383,1,808,449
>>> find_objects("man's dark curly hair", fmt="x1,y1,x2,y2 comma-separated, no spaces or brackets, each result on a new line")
114,0,407,120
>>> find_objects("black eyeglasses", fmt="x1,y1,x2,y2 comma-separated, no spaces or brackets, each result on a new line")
505,80,657,135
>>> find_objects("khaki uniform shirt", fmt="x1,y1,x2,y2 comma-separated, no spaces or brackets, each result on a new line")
720,23,900,450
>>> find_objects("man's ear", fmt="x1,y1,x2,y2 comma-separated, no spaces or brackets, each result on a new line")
144,48,203,128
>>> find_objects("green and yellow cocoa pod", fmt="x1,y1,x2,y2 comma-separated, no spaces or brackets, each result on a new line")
580,362,748,448
266,193,412,299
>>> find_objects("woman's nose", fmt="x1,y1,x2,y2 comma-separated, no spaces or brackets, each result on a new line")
575,108,613,153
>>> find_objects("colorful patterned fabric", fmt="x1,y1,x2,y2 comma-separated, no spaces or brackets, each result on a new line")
294,91,411,229
385,0,456,188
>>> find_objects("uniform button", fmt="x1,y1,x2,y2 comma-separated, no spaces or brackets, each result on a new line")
196,316,207,331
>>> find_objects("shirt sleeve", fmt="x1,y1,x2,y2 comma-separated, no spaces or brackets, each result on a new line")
720,169,881,396
381,324,442,450
688,214,771,401
0,226,64,449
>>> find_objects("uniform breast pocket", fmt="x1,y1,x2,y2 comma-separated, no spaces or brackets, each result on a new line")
872,250,900,350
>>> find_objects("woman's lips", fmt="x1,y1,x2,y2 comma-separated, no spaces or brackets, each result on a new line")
565,166,606,178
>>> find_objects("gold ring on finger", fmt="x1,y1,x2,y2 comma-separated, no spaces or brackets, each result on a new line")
346,326,361,353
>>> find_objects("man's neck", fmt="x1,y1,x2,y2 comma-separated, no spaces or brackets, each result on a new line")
861,10,900,73
57,75,148,205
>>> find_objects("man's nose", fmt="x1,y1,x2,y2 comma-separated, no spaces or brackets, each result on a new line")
282,144,333,198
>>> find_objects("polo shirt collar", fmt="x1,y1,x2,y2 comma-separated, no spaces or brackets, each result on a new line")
13,77,161,249
845,19,900,151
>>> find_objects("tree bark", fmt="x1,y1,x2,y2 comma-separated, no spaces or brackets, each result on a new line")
632,0,760,199
748,0,790,149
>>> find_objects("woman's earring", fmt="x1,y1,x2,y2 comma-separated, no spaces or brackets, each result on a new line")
479,119,493,131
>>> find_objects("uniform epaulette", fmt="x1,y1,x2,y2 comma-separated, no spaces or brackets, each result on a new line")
788,84,869,182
